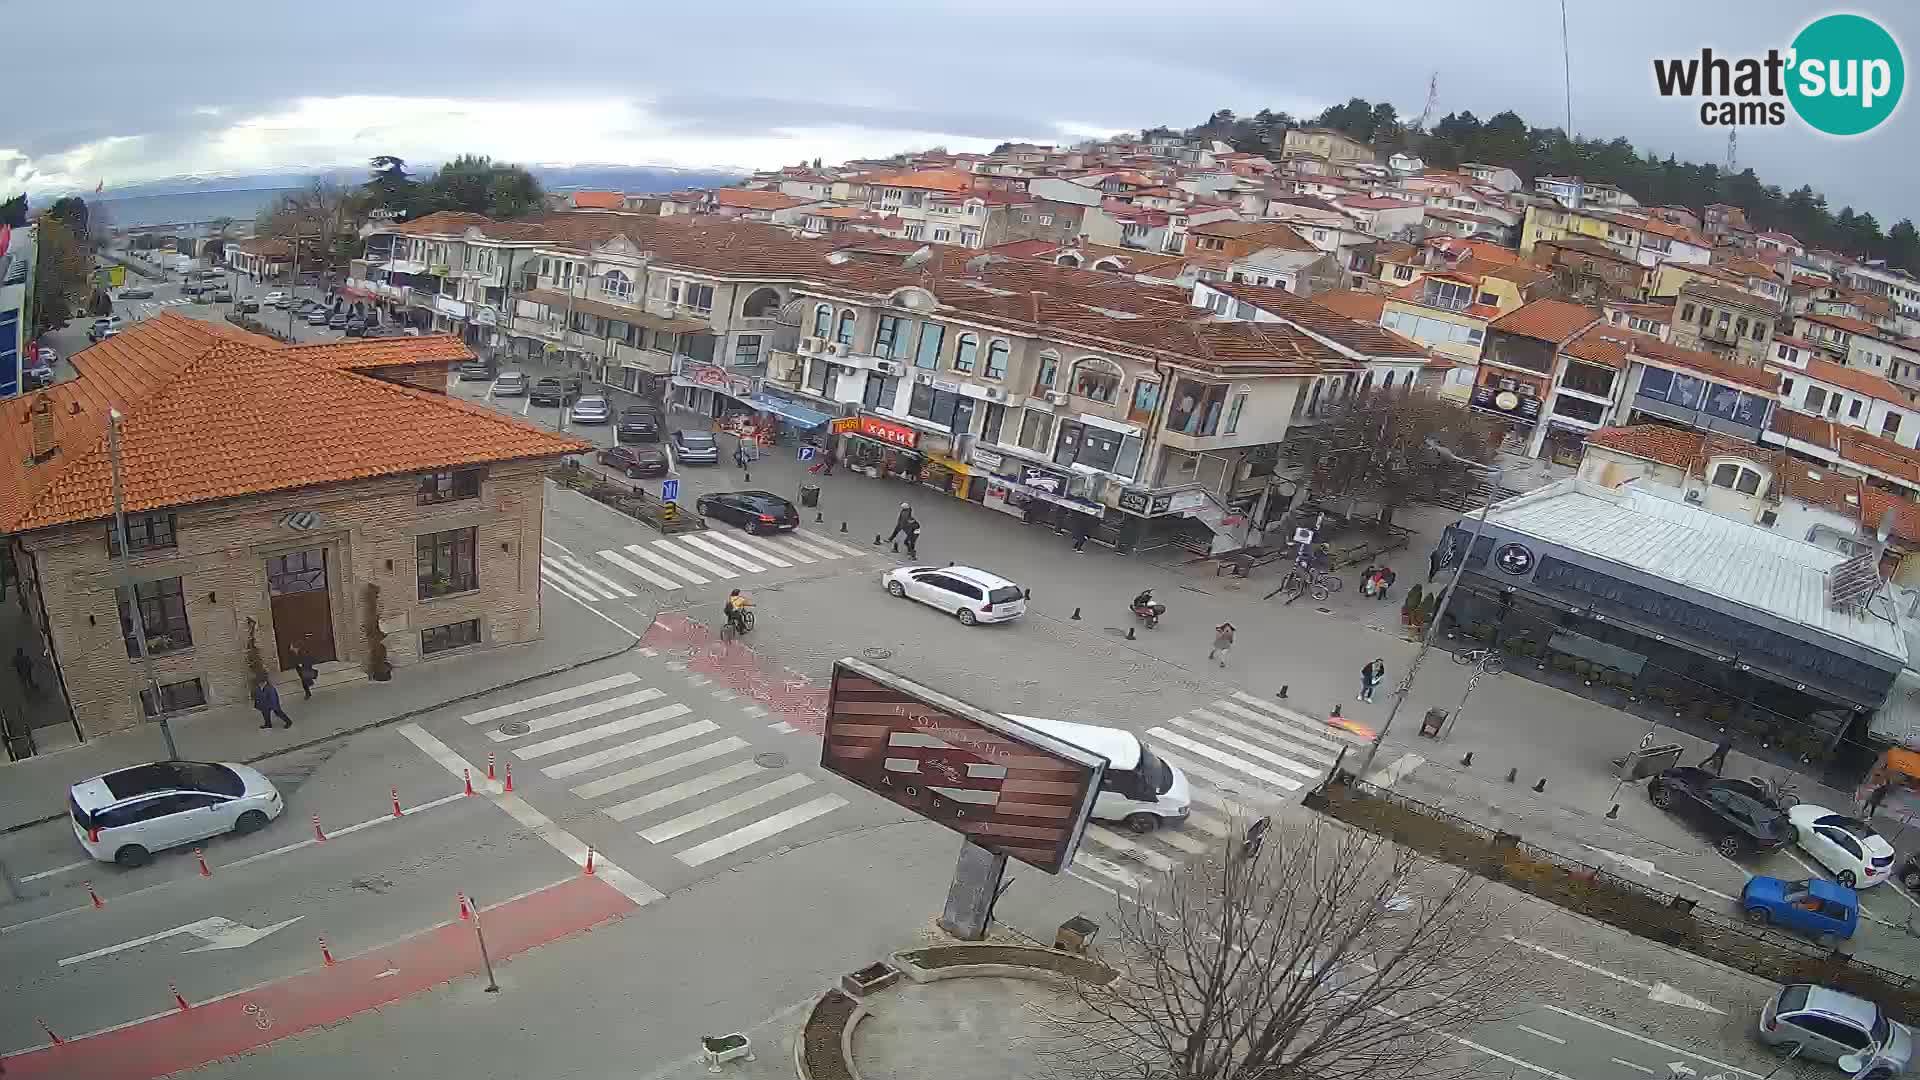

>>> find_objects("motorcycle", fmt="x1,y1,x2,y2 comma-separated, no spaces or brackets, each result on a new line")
1130,597,1167,629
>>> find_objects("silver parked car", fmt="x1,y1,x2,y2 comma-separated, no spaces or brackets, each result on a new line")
1759,984,1912,1078
570,395,612,424
70,760,285,867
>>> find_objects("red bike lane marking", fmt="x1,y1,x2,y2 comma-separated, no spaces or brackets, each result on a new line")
644,612,829,735
2,874,636,1080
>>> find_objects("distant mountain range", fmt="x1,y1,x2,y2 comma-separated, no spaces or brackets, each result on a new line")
82,163,749,229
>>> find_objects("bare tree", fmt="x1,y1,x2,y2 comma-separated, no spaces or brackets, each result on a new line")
1042,819,1533,1080
1298,388,1508,526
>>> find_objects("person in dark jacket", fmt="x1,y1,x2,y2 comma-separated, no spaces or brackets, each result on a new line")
1359,659,1387,703
291,645,318,700
11,646,35,692
901,516,921,560
253,675,292,730
887,502,915,550
1071,516,1093,553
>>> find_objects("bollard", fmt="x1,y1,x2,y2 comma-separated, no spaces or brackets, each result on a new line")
1125,627,1136,640
195,848,211,878
1532,778,1547,793
1070,607,1082,620
840,521,848,532
392,786,404,818
457,891,472,921
36,1017,62,1045
85,880,104,909
1330,704,1343,719
584,847,596,876
815,511,824,523
1460,752,1473,767
170,982,191,1012
1606,803,1620,819
503,763,514,793
1277,685,1289,699
312,814,328,842
487,751,496,781
464,768,475,797
873,534,883,546
1504,767,1518,783
320,935,337,966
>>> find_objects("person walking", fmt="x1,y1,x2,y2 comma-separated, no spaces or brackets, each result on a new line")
11,646,35,692
1359,658,1386,703
1864,781,1894,818
1699,731,1734,774
1209,623,1236,668
1071,516,1092,553
253,674,292,730
901,515,922,560
733,440,752,471
291,645,318,700
887,502,914,549
1427,548,1441,584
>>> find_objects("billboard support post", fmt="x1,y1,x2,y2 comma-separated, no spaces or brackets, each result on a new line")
938,837,1007,941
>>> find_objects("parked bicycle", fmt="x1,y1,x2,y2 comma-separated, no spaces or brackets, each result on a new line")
1452,647,1505,673
1280,567,1344,602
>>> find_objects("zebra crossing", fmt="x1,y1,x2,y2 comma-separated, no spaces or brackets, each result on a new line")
539,528,869,602
461,671,848,869
1069,692,1417,891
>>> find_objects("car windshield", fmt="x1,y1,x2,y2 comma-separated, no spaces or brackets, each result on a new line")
987,586,1024,605
578,397,607,408
680,432,713,446
1138,747,1174,795
1815,813,1879,836
103,761,241,798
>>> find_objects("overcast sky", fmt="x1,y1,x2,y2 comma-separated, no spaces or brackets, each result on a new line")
4,1,1913,223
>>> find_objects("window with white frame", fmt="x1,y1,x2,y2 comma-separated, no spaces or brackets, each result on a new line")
1039,215,1053,226
1070,357,1123,403
933,228,952,242
600,270,633,301
812,304,832,338
985,340,1009,380
953,334,978,373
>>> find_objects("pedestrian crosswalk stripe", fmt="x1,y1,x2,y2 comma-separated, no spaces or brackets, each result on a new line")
570,738,748,799
675,794,847,867
1147,729,1303,792
1085,826,1177,872
1154,828,1210,855
646,539,737,580
542,567,601,604
638,772,814,843
554,555,638,597
603,759,763,821
1231,692,1366,743
485,688,666,741
463,673,641,725
513,703,693,760
674,534,766,573
1072,852,1144,891
604,546,708,586
1209,700,1349,753
583,549,680,591
776,533,839,560
542,558,617,600
699,530,793,568
1149,751,1269,811
1186,812,1231,838
541,720,718,779
1188,707,1338,765
1161,716,1323,780
792,531,865,558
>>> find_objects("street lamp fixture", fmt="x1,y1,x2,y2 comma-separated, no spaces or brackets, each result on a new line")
1358,440,1503,776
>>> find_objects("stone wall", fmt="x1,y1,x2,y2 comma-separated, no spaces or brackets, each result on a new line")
20,460,549,739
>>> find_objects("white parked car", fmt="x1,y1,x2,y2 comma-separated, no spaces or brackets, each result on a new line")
1789,804,1897,888
881,564,1026,625
263,291,288,308
70,761,284,867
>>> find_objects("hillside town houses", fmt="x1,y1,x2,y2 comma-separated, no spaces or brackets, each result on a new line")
321,129,1920,598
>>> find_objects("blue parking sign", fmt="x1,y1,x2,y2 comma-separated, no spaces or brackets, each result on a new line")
661,478,680,503
798,445,816,462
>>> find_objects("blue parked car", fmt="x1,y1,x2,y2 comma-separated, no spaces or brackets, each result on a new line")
1741,876,1858,941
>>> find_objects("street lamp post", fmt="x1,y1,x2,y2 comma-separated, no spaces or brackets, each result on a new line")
1359,443,1504,777
108,409,180,761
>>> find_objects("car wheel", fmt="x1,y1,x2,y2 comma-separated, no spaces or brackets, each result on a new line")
1863,1069,1892,1080
1788,824,1801,846
114,844,151,868
1649,783,1672,809
887,581,907,598
742,521,761,535
957,607,977,626
1838,870,1857,888
233,810,269,835
1124,813,1160,835
1744,906,1771,926
1716,833,1747,858
626,466,640,479
1903,868,1920,890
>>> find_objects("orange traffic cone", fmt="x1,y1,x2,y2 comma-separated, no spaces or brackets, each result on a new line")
319,936,336,967
85,881,104,909
503,763,513,794
457,891,472,922
194,848,211,878
584,847,596,877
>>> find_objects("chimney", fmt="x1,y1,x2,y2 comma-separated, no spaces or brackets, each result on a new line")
27,396,55,461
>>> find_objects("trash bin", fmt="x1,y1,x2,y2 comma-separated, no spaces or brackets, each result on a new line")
799,484,820,508
1419,707,1447,738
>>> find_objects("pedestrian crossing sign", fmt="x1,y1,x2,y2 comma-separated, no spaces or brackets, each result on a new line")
661,478,680,503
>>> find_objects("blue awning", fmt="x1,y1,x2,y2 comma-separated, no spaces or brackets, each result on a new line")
746,394,830,429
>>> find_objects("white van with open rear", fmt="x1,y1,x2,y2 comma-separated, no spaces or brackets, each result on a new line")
1003,715,1192,834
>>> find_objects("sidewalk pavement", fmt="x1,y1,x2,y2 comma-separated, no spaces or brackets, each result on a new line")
0,584,644,835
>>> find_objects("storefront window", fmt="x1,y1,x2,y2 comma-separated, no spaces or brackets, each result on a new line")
914,322,945,370
985,340,1009,380
863,372,899,410
1018,408,1052,453
953,335,978,373
909,383,973,432
1051,421,1140,475
876,315,910,359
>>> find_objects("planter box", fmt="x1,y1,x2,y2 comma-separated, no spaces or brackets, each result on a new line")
839,961,900,998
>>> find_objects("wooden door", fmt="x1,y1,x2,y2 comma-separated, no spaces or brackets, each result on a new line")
266,548,336,668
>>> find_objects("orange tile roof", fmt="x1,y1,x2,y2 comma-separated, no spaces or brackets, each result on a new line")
0,313,587,533
1802,311,1887,337
1835,428,1920,486
1802,357,1909,403
850,169,976,194
714,189,807,211
1488,299,1600,344
278,337,473,371
569,191,625,210
1632,337,1781,392
1585,424,1706,469
1208,282,1424,358
1308,289,1386,323
1859,485,1920,544
1562,324,1653,369
1766,407,1837,450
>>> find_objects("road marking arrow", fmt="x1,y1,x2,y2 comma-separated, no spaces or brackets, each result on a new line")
1583,844,1656,877
58,916,302,966
1503,936,1724,1014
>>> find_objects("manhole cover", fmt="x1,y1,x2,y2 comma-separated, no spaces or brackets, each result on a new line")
497,720,530,736
754,752,788,769
862,647,894,660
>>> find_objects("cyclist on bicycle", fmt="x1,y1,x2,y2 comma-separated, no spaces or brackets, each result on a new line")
723,589,754,634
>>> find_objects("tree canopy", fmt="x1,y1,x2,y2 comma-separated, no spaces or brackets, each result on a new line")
418,154,543,219
1296,387,1509,527
1178,97,1917,273
0,194,25,228
30,215,91,335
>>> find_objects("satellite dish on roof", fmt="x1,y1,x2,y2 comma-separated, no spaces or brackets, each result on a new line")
901,245,934,270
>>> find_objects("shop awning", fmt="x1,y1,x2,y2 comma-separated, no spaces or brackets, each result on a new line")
520,288,708,333
746,394,830,429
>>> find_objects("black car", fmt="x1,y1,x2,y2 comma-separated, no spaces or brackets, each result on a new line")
1647,767,1790,857
616,406,663,443
599,444,669,477
238,297,260,313
696,490,800,535
213,289,233,304
529,377,582,407
344,317,367,337
458,360,495,381
327,312,350,330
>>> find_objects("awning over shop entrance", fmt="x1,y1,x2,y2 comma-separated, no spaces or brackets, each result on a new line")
519,288,708,334
745,394,830,429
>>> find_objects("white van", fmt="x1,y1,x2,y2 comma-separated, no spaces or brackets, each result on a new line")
1004,715,1192,834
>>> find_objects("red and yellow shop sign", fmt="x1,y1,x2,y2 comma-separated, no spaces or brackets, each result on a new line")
858,416,919,449
829,417,861,435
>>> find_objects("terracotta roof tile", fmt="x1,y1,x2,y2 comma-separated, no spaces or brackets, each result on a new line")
0,313,587,533
1584,424,1706,469
1802,311,1887,337
1765,408,1837,450
1562,324,1653,370
1680,281,1777,310
715,189,808,211
1208,282,1423,358
1802,358,1909,404
1310,289,1387,323
279,337,473,370
1859,485,1920,544
1834,428,1920,486
1632,337,1781,393
569,191,625,210
1488,299,1601,344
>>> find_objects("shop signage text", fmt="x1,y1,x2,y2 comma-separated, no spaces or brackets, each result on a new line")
1117,487,1174,516
686,363,756,398
858,416,919,449
829,417,861,435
